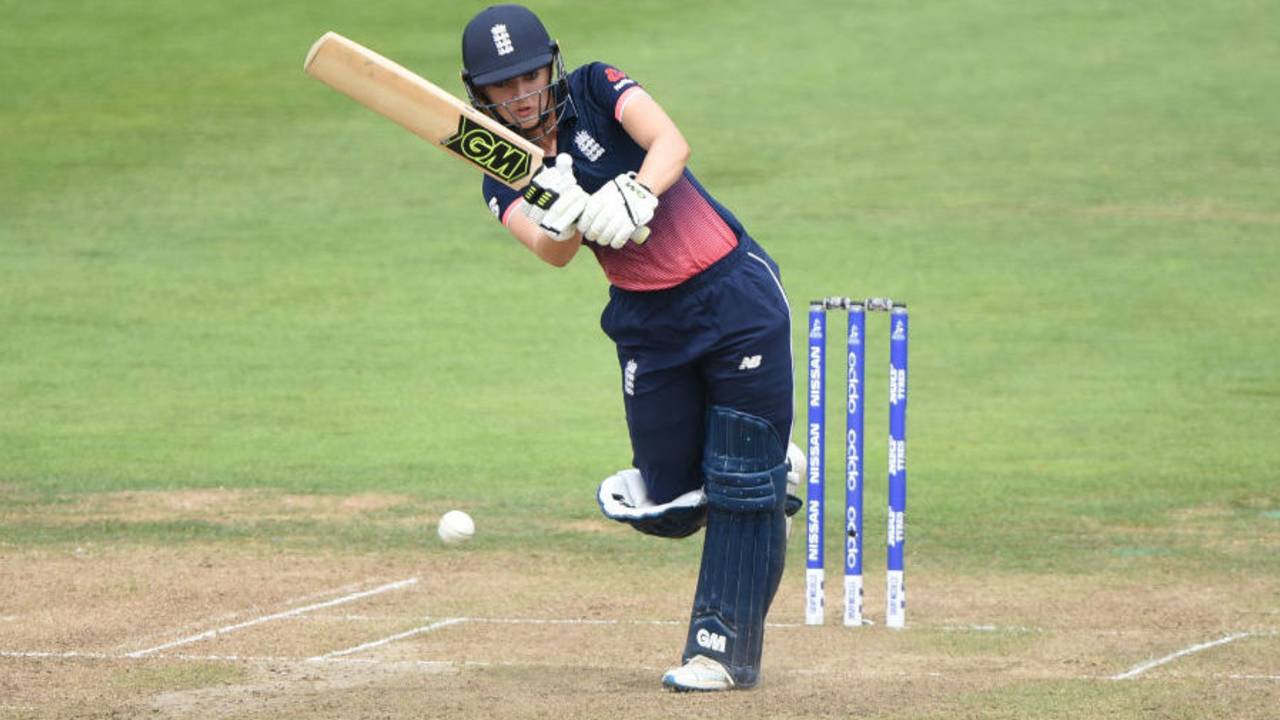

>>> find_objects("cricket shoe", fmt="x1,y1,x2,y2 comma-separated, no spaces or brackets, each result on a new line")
783,441,806,539
662,654,735,692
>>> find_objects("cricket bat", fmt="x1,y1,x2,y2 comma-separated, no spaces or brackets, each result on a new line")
304,32,647,243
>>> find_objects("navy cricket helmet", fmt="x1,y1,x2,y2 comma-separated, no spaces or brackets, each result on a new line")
462,4,555,86
460,4,572,139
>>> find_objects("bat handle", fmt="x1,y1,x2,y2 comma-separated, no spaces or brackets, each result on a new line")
631,226,650,245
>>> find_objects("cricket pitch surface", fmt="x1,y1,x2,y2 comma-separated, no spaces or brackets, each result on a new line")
1,492,1276,719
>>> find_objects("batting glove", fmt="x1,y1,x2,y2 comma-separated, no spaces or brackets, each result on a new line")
522,154,589,242
578,172,658,249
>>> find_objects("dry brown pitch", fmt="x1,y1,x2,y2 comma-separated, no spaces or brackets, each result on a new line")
1,491,1276,719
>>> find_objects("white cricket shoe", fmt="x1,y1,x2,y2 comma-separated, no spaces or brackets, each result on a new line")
662,654,735,692
784,441,806,539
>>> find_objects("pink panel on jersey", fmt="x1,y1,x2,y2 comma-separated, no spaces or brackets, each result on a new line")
614,87,647,122
589,175,738,291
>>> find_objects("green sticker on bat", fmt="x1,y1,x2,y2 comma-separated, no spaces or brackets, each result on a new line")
444,116,532,184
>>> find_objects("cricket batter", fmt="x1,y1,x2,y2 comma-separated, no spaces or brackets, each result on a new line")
461,4,802,691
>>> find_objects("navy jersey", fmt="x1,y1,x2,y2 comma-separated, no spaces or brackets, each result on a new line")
482,63,751,290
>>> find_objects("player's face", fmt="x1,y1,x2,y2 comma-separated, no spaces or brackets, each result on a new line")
482,66,553,130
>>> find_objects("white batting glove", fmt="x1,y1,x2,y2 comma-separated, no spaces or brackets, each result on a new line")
578,172,658,249
521,154,589,242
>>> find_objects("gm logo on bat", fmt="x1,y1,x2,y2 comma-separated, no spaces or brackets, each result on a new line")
443,116,532,184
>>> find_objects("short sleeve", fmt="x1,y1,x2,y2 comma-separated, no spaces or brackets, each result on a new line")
582,62,649,123
481,176,524,226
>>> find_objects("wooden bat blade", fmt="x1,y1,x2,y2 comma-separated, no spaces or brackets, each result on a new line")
304,32,648,244
304,31,543,190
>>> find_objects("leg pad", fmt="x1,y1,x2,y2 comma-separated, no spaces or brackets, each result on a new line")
682,406,789,687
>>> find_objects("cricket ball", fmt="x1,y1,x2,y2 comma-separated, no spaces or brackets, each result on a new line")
437,510,475,545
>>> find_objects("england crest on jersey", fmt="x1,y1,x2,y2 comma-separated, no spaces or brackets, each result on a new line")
574,130,605,162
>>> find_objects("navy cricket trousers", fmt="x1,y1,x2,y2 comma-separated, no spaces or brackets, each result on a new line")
600,238,794,505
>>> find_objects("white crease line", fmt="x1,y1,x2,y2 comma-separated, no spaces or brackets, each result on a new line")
113,577,387,651
299,615,804,628
1110,632,1252,680
0,649,500,672
0,649,652,673
2,651,113,659
452,616,805,629
0,649,457,669
125,577,418,658
312,618,468,660
469,617,678,626
942,624,1040,634
298,615,686,626
174,653,459,670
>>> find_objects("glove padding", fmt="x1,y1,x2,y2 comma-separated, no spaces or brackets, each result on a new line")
598,468,707,538
522,153,589,242
578,172,658,249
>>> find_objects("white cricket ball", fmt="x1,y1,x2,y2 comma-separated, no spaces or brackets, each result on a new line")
437,510,475,545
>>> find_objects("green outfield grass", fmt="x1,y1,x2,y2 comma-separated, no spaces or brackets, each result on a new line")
2,1,1278,717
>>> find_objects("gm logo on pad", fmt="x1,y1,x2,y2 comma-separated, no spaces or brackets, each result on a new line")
695,628,726,653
